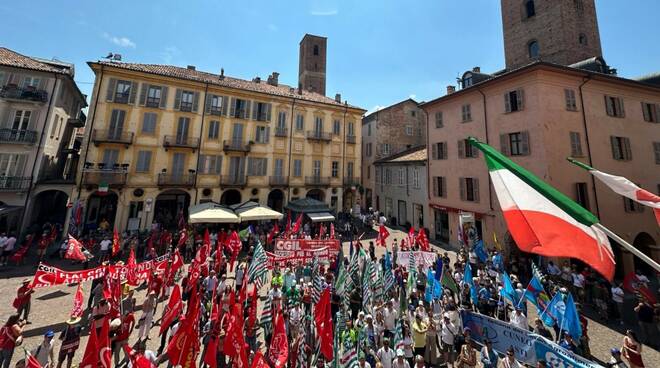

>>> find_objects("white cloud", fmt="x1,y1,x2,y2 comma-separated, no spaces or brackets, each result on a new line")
102,32,136,48
267,24,278,32
160,46,180,64
310,9,338,16
409,94,417,100
366,105,384,115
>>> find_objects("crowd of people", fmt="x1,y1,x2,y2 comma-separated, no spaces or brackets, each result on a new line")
0,215,657,368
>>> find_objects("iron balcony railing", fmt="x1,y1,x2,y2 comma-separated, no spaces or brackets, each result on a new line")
343,176,361,186
220,175,247,187
223,139,251,152
38,169,76,184
92,130,134,145
306,130,332,141
274,127,288,137
163,135,200,150
0,176,31,191
145,97,161,108
81,170,127,187
0,85,48,102
305,176,331,186
157,173,196,187
67,111,86,127
269,176,289,186
346,135,357,144
0,129,38,144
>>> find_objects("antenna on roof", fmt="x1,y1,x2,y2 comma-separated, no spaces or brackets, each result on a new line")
104,52,114,59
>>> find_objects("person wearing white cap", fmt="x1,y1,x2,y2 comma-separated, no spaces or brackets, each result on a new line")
391,349,410,368
509,307,527,331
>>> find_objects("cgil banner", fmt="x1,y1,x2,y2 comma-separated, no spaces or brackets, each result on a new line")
534,337,604,368
274,239,340,261
397,251,437,270
267,247,334,267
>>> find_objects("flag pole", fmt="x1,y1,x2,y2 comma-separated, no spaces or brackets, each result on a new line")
593,223,660,274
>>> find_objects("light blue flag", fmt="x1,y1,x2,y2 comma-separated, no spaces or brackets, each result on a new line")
562,293,582,340
424,269,434,303
500,271,519,305
474,240,488,263
463,264,479,306
539,292,582,340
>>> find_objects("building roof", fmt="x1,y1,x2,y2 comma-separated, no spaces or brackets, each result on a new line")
374,145,427,165
0,47,70,74
362,98,418,122
89,60,365,112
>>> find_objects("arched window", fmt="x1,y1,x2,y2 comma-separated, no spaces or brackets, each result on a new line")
313,45,319,56
528,40,539,59
579,33,587,45
525,0,536,18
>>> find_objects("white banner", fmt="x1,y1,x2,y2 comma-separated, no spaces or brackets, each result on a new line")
396,251,436,270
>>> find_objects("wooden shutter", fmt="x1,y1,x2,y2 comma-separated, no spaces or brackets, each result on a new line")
459,178,466,200
197,155,205,173
654,142,660,164
139,83,148,106
616,97,625,117
244,100,251,119
105,78,117,102
205,94,213,114
500,134,510,156
0,72,7,86
520,131,530,155
504,92,511,113
457,140,465,158
433,177,439,197
642,102,651,122
431,143,437,160
252,102,259,120
610,136,619,159
441,177,447,197
215,156,223,174
229,98,235,117
265,127,270,143
516,89,525,110
129,81,138,104
473,178,480,202
160,87,168,109
442,142,448,159
623,137,632,160
266,104,272,121
604,96,613,116
192,92,200,112
174,89,182,110
221,96,229,116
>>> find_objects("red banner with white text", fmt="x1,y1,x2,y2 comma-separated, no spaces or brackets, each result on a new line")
270,238,341,267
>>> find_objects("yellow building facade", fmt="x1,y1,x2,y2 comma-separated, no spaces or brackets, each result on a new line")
75,60,364,232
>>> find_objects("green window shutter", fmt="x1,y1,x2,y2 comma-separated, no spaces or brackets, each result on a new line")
516,89,525,110
431,143,437,160
229,98,236,117
623,137,632,160
641,102,650,122
106,78,117,102
504,92,511,113
610,136,618,159
605,96,614,116
459,178,466,201
222,96,229,116
244,100,251,119
473,178,480,202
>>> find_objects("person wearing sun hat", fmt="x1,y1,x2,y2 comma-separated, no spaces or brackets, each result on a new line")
56,317,81,368
13,279,33,324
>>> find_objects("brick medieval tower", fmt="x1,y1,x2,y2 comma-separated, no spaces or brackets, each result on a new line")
298,34,327,96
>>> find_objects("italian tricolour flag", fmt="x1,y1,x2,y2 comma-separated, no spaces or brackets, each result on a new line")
469,138,615,280
568,158,660,226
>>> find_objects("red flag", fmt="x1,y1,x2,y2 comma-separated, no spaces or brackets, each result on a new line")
227,231,242,271
319,224,326,239
239,280,248,306
400,238,408,251
80,321,98,368
224,305,249,368
267,223,279,245
376,225,390,247
171,248,184,274
292,214,303,234
70,283,84,318
416,229,430,251
203,228,210,246
408,227,416,247
268,311,289,368
286,211,292,234
314,289,333,361
252,351,271,368
160,285,183,335
202,332,218,368
166,287,200,368
25,350,42,368
112,229,121,257
123,344,156,368
178,229,189,248
98,318,112,368
127,248,138,286
65,234,87,261
247,286,258,330
623,272,657,304
330,223,335,239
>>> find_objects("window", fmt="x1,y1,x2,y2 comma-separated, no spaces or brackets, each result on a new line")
255,126,270,144
347,162,354,178
22,76,40,88
368,123,371,136
505,89,525,112
405,125,413,136
293,159,302,177
459,139,479,158
247,158,267,176
610,136,632,161
528,40,539,58
11,110,31,132
574,0,584,15
432,142,447,160
579,33,588,46
433,176,446,198
460,177,480,202
525,0,535,18
313,45,319,56
136,151,152,173
314,117,324,133
108,109,126,139
102,149,119,167
381,143,391,156
385,168,392,185
333,119,341,135
463,73,473,88
295,114,304,131
277,111,287,129
367,165,371,179
232,98,249,118
146,86,162,107
180,91,194,112
347,122,355,136
624,198,644,213
142,112,157,134
198,155,222,174
641,102,659,123
0,153,27,177
332,161,339,177
209,95,224,115
114,80,132,103
654,142,660,164
605,95,625,117
509,133,522,156
273,159,284,177
366,143,372,157
412,169,420,189
398,168,405,186
208,120,220,139
565,89,577,111
312,160,321,177
569,132,583,157
461,104,472,122
435,112,443,128
574,183,590,210
254,102,271,121
499,132,530,156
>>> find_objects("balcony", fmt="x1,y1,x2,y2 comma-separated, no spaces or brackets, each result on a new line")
0,129,38,145
38,169,76,184
113,92,130,104
158,173,196,187
0,85,48,103
220,175,247,188
163,135,200,151
305,176,331,186
92,130,134,146
145,97,161,108
306,131,332,142
343,177,361,187
82,170,127,188
0,176,31,191
269,176,289,187
67,111,86,127
223,139,251,153
274,127,288,137
346,135,356,144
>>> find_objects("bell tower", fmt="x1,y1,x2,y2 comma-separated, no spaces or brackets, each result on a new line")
298,34,327,96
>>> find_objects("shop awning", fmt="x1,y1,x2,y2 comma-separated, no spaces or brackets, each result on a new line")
307,212,335,223
188,202,239,224
230,201,283,222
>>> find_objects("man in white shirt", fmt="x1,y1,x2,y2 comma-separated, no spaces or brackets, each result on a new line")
376,339,396,368
510,308,528,331
440,315,457,365
358,355,371,368
392,350,410,368
611,283,625,324
546,261,561,277
382,300,398,339
99,237,112,261
33,330,55,368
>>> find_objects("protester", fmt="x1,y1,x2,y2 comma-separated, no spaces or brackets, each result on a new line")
455,331,476,368
621,330,645,368
32,330,55,368
479,339,498,368
56,317,81,368
0,315,25,368
607,348,629,368
501,346,523,368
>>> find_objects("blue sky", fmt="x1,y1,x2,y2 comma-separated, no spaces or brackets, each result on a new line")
2,0,659,113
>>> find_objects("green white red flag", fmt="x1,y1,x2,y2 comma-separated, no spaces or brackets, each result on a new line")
469,138,615,280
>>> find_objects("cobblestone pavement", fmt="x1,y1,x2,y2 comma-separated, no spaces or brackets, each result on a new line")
1,226,657,367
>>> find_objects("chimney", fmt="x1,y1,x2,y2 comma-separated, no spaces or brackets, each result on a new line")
289,87,295,93
335,93,341,103
253,77,261,83
219,68,225,79
187,65,196,71
271,72,279,86
446,85,456,95
472,66,481,73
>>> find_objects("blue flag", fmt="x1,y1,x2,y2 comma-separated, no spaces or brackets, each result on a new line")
463,264,479,306
540,292,582,340
474,240,488,263
524,275,551,313
435,258,443,281
492,252,504,271
424,269,434,303
500,271,519,306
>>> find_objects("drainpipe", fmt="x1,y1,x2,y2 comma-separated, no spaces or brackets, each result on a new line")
578,76,600,218
77,65,104,199
286,97,296,204
193,82,210,204
19,73,59,232
477,88,493,211
424,108,430,201
341,104,348,210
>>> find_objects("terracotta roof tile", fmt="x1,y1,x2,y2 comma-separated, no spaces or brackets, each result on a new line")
0,47,67,74
375,146,427,164
92,60,365,111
